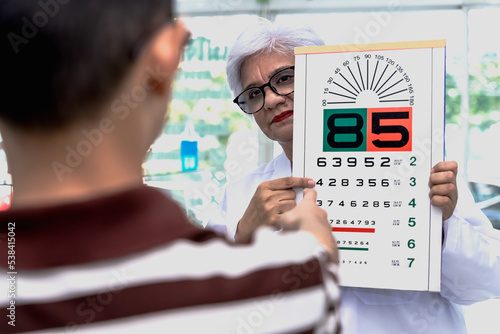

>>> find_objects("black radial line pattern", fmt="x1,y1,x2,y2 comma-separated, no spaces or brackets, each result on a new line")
347,66,362,92
326,89,357,104
373,64,388,91
357,62,365,90
327,70,363,104
378,78,405,96
379,88,408,99
339,72,359,94
327,101,356,104
376,70,397,94
380,99,409,103
370,61,379,90
366,59,369,90
332,80,358,97
328,91,356,100
326,57,411,105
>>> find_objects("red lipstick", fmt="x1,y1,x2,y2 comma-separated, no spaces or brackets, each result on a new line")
271,110,293,124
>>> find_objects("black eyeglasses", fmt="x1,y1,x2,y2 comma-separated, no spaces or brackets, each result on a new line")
233,66,295,114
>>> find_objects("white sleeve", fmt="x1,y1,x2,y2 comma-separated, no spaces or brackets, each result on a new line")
205,189,233,240
205,174,262,242
440,179,500,305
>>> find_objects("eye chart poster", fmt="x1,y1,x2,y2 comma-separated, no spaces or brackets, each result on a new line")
293,40,445,291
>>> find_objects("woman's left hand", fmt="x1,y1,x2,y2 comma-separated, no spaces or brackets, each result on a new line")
429,161,458,221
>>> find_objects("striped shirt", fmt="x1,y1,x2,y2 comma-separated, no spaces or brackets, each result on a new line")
0,186,340,333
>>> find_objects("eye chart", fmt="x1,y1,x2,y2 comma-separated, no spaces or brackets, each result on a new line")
293,40,445,291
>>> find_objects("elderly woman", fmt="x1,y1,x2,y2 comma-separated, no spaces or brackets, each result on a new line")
207,17,500,334
208,20,323,242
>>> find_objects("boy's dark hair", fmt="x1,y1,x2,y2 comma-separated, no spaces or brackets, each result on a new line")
0,0,173,131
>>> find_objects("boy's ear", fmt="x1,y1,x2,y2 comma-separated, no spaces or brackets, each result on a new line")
143,22,188,95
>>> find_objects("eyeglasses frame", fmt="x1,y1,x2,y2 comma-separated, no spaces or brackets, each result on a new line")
233,66,295,114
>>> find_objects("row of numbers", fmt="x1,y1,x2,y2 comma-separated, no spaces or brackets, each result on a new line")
330,219,376,225
337,240,369,246
329,218,418,227
341,260,368,265
317,178,389,187
316,156,418,168
317,199,417,208
317,177,417,187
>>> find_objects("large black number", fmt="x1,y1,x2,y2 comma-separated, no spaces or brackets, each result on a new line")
327,113,364,148
371,112,409,148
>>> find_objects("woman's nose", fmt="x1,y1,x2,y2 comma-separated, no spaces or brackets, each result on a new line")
262,86,286,111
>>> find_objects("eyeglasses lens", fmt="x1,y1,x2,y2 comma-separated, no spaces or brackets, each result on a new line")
236,67,294,114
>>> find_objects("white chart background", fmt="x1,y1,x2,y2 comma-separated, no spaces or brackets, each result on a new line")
294,42,444,291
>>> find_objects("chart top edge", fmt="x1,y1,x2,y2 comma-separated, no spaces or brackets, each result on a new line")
295,39,446,55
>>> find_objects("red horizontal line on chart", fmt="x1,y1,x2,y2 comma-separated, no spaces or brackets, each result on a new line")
331,227,375,233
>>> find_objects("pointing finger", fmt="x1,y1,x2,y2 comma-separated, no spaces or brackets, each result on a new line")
302,188,318,203
268,177,315,191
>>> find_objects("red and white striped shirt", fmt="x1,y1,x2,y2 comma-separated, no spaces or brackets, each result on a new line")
0,186,340,333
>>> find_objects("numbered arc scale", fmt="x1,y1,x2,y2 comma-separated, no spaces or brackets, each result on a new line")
293,40,445,291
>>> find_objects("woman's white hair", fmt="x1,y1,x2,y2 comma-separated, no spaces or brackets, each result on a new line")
226,17,325,97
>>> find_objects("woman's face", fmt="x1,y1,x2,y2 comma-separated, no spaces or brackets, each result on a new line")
240,51,295,148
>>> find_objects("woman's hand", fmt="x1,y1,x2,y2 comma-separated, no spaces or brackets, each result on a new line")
235,177,315,243
429,161,458,221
